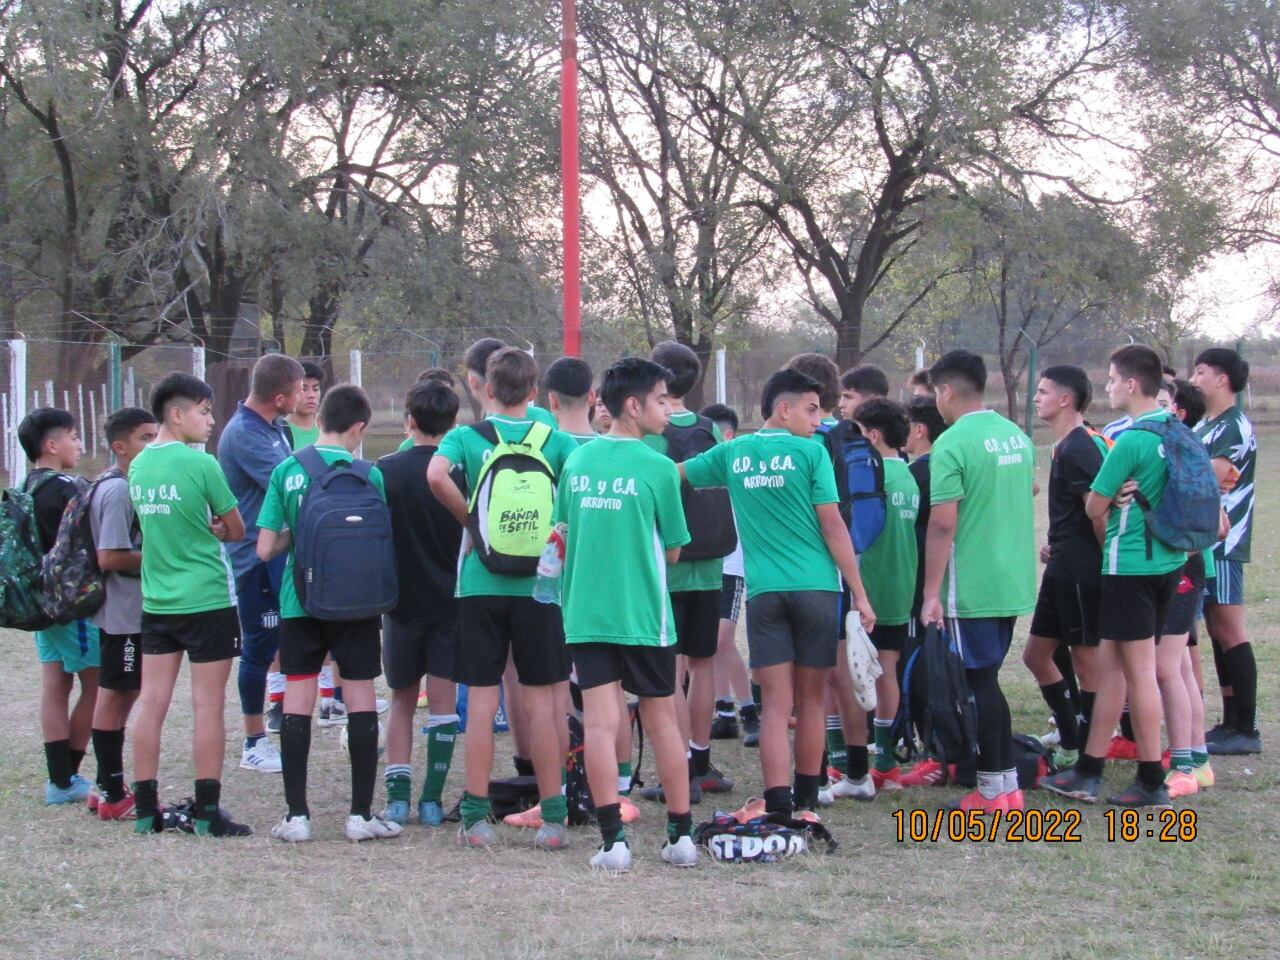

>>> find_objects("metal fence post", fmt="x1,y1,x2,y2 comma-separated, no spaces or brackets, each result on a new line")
350,349,363,458
7,339,27,486
108,341,123,411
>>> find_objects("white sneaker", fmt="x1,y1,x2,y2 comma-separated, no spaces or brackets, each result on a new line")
270,814,312,842
660,835,699,868
1036,727,1062,750
844,615,882,711
318,699,348,727
345,814,403,842
240,737,283,773
590,840,632,874
818,774,876,806
375,697,389,715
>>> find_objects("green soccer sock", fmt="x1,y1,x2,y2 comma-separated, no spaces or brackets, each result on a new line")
873,719,896,772
460,791,491,830
420,717,459,804
385,765,411,804
541,793,568,826
617,761,633,796
1191,748,1209,768
825,717,848,775
1170,748,1194,773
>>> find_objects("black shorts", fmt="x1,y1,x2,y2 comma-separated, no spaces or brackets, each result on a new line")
745,591,840,670
281,616,382,681
719,575,744,624
944,617,1016,671
453,595,569,688
98,632,142,692
572,642,677,698
870,622,908,653
1099,572,1180,642
1160,560,1207,640
141,607,241,664
671,589,720,659
382,615,456,690
1029,575,1101,647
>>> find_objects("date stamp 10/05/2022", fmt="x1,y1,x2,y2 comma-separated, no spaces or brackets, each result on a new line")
892,807,1199,844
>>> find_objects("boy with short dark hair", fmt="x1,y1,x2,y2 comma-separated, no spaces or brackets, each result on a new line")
258,384,402,843
544,356,597,444
129,373,249,835
559,357,699,872
377,381,464,827
909,369,934,397
89,407,158,819
838,365,890,417
285,360,325,450
18,407,99,805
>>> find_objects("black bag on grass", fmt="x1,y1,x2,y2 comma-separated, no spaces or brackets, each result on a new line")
488,776,540,820
1012,734,1058,790
921,623,978,772
695,811,837,862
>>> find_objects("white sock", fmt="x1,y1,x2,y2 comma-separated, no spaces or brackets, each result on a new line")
1002,768,1019,794
977,771,1003,800
266,671,286,697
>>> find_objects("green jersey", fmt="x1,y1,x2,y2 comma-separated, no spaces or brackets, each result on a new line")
644,410,724,593
859,458,919,625
554,436,690,646
568,431,598,446
1194,405,1256,563
684,428,840,600
257,445,387,619
128,442,238,615
286,420,320,450
930,410,1036,618
436,414,580,598
1092,408,1186,577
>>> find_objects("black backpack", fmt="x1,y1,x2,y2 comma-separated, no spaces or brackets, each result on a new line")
662,416,737,561
1012,734,1059,789
819,420,887,552
564,713,595,826
920,623,978,771
41,469,119,624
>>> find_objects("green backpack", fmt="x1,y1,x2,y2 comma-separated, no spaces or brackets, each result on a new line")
0,472,56,631
466,420,556,577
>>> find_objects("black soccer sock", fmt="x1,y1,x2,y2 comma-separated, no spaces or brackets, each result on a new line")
1077,753,1105,778
714,699,736,718
44,739,73,789
91,728,126,802
1137,760,1164,791
763,785,792,816
595,802,623,848
133,778,159,823
847,745,870,780
793,772,822,812
1223,644,1258,734
1078,690,1096,753
690,745,711,777
1119,706,1135,742
1039,680,1080,751
280,713,312,819
69,747,86,775
666,809,694,842
513,755,535,778
346,711,380,819
194,778,221,824
1051,643,1081,709
965,665,1012,773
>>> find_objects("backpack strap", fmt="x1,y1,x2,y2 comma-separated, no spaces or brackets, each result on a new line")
1123,418,1168,563
294,444,330,482
469,419,501,447
22,468,55,495
521,421,552,453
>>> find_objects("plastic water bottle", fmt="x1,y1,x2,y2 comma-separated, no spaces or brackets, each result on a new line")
532,523,568,604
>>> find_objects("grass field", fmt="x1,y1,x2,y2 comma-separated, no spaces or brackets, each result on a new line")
1,437,1277,960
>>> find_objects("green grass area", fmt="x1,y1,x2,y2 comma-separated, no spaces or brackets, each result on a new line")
1,434,1276,960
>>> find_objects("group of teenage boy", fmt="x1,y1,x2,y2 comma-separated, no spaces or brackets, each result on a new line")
18,332,1258,871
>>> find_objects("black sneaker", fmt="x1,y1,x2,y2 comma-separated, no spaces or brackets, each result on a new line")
1206,730,1262,756
697,764,735,794
441,799,462,824
639,778,703,804
266,701,284,734
740,704,760,748
1041,767,1101,803
1107,779,1172,808
200,813,255,837
1205,722,1232,744
710,714,740,740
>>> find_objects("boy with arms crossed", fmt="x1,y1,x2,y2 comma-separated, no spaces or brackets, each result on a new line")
557,357,698,872
129,374,249,836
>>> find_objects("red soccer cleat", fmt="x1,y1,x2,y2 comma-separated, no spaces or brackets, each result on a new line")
1106,735,1139,761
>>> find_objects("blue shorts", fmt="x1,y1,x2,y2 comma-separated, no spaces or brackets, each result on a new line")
34,620,101,674
1205,558,1244,607
944,617,1015,671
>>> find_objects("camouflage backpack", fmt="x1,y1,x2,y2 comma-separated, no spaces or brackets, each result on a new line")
42,470,114,625
0,472,57,631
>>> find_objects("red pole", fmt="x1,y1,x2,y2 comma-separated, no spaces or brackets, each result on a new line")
561,0,581,357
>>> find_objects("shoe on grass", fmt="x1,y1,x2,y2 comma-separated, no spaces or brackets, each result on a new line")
1206,730,1261,756
346,814,403,841
418,800,445,826
660,835,699,867
271,814,312,843
381,799,410,826
900,758,947,787
697,764,735,794
45,775,92,806
98,790,137,821
318,699,348,727
710,714,740,740
239,737,282,773
1165,770,1199,799
1192,763,1215,789
818,774,875,806
265,701,284,734
640,778,702,805
534,821,570,851
1041,767,1101,803
619,797,641,824
457,820,498,848
590,840,632,874
740,705,760,747
1107,779,1172,808
503,805,544,828
871,767,903,792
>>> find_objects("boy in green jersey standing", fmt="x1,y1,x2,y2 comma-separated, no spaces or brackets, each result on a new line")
557,357,698,873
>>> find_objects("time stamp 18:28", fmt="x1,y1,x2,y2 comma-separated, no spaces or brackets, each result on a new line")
892,808,1199,843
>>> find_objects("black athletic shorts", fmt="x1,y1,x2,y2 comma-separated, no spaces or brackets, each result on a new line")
1099,572,1180,642
671,589,720,659
745,590,840,670
870,621,908,653
1029,574,1101,647
453,595,569,688
281,616,382,681
572,642,677,698
1160,557,1207,640
98,631,142,692
141,607,241,664
719,575,744,624
382,615,456,690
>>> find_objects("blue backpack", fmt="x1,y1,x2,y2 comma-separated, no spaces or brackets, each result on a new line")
1128,417,1221,558
819,420,886,552
291,446,398,620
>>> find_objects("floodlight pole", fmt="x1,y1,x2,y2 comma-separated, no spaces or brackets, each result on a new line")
561,0,581,357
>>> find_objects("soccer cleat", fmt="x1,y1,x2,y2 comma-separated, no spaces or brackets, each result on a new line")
1164,770,1199,799
900,758,947,787
45,776,92,806
740,705,760,748
590,840,632,874
955,790,1009,814
418,800,445,826
1107,779,1172,808
265,701,284,734
1206,730,1262,756
697,764,735,794
1004,790,1026,812
1041,768,1102,803
271,814,313,843
346,814,403,841
660,835,699,867
1192,763,1215,789
239,737,283,773
503,805,544,829
818,774,875,806
198,813,254,837
619,797,641,824
871,767,903,792
1105,735,1138,761
87,785,101,813
1204,722,1231,744
98,791,136,821
639,778,702,805
1036,728,1062,750
381,799,410,826
375,697,390,715
794,808,822,825
416,690,428,710
534,822,570,851
318,699,348,727
457,820,498,848
710,714,740,740
730,797,767,824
